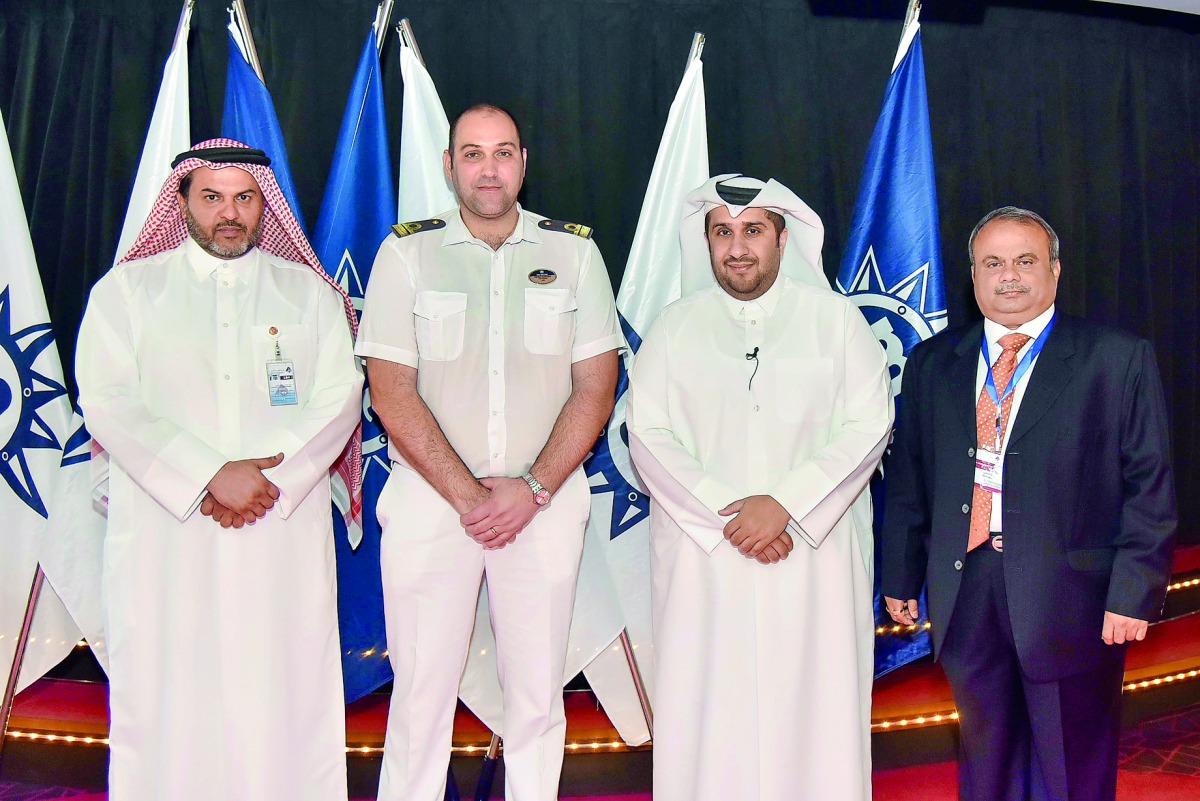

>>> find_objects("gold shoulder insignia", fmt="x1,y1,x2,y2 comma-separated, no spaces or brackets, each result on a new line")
391,218,447,238
538,219,593,239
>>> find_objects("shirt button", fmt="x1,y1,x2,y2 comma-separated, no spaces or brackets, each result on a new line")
492,452,500,459
954,560,964,571
492,370,499,376
493,290,501,296
432,313,439,319
968,447,975,457
751,320,757,325
224,374,231,380
223,323,229,328
754,405,760,412
961,503,970,514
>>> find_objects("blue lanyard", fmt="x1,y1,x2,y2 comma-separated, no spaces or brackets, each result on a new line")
981,314,1056,409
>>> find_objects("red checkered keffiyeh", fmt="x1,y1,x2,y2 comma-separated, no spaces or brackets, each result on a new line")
116,137,363,532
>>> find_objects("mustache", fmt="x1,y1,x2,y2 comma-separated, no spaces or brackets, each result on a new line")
995,282,1030,294
723,256,758,267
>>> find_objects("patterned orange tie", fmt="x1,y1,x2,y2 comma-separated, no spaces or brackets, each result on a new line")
968,332,1032,552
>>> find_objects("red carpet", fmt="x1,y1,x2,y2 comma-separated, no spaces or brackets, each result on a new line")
873,761,1200,800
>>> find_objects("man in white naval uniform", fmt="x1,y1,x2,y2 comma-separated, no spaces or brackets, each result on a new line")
626,175,893,801
356,104,623,801
75,139,362,801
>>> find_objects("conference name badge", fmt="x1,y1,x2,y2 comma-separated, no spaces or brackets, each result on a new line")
973,447,1003,494
528,268,557,285
265,325,297,406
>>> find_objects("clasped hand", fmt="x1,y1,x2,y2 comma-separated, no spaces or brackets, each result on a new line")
459,476,543,550
200,454,284,529
719,495,794,564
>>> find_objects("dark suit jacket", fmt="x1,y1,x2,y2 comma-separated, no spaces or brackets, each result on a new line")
881,313,1177,682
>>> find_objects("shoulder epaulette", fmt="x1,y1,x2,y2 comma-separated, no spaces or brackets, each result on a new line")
391,218,447,238
538,219,593,239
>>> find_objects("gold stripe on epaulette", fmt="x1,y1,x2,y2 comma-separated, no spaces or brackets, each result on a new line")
391,218,446,238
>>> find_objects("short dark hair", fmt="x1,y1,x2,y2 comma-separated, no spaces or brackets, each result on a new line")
448,103,523,156
178,169,195,198
968,206,1061,265
704,207,786,242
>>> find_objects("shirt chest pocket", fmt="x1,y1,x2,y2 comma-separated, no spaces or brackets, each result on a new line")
250,324,316,400
414,291,468,362
774,357,836,423
524,287,577,356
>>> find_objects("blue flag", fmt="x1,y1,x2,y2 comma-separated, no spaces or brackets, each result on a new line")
311,27,396,703
835,21,947,678
221,30,307,233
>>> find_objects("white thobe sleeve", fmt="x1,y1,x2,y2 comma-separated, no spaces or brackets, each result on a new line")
248,284,364,519
76,269,229,521
626,321,735,554
772,303,894,549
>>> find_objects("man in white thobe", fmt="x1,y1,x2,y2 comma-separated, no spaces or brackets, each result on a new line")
75,139,362,801
626,175,893,801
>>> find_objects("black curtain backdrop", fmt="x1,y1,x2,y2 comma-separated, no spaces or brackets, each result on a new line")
2,0,1198,536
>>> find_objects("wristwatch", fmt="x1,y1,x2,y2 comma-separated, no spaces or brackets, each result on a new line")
522,473,551,506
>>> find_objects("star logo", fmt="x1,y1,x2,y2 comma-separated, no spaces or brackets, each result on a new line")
837,247,947,397
584,318,650,541
0,286,68,517
335,248,365,314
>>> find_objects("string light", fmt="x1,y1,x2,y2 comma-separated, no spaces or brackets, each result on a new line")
875,621,933,636
871,710,959,731
1123,668,1200,692
1166,576,1200,593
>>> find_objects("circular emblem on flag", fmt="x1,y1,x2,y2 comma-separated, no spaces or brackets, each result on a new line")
528,269,557,285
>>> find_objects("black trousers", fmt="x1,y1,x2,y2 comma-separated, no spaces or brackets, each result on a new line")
938,548,1126,801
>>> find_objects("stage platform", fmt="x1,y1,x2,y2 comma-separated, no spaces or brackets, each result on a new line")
4,545,1200,797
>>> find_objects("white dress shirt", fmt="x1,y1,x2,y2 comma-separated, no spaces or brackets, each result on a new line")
976,303,1057,531
356,206,625,477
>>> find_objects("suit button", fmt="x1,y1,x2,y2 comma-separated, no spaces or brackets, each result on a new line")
968,447,975,457
954,560,964,571
961,503,970,514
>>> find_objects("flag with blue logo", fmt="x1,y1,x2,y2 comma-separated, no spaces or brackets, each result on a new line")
835,12,947,677
578,48,709,744
0,106,88,694
222,19,307,232
311,22,396,703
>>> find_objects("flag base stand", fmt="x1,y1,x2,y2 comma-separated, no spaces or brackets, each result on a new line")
0,567,46,766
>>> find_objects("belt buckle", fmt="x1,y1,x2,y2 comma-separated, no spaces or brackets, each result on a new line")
991,534,1003,553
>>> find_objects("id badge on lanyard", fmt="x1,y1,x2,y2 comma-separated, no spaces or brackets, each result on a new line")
973,315,1056,494
265,326,297,406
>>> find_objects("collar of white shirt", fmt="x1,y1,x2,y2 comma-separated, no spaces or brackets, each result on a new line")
720,272,786,320
982,303,1056,365
185,236,258,284
442,204,543,248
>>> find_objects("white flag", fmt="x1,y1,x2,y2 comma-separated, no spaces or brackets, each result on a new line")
396,40,456,221
112,0,192,265
580,51,709,745
0,107,84,694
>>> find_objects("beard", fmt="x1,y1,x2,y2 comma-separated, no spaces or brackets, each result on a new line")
184,207,264,259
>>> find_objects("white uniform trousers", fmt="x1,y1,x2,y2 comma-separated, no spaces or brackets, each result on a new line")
375,464,590,801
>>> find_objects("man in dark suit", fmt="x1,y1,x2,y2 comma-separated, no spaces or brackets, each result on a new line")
882,206,1177,801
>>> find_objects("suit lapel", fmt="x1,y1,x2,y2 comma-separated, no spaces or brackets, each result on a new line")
1007,315,1076,446
949,322,983,441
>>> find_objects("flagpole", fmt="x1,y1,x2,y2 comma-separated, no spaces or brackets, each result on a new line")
0,568,47,764
397,18,427,67
903,0,922,28
173,0,195,46
374,0,394,54
229,0,265,81
618,628,654,735
687,31,706,65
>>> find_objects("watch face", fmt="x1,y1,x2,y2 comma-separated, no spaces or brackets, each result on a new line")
533,489,551,505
